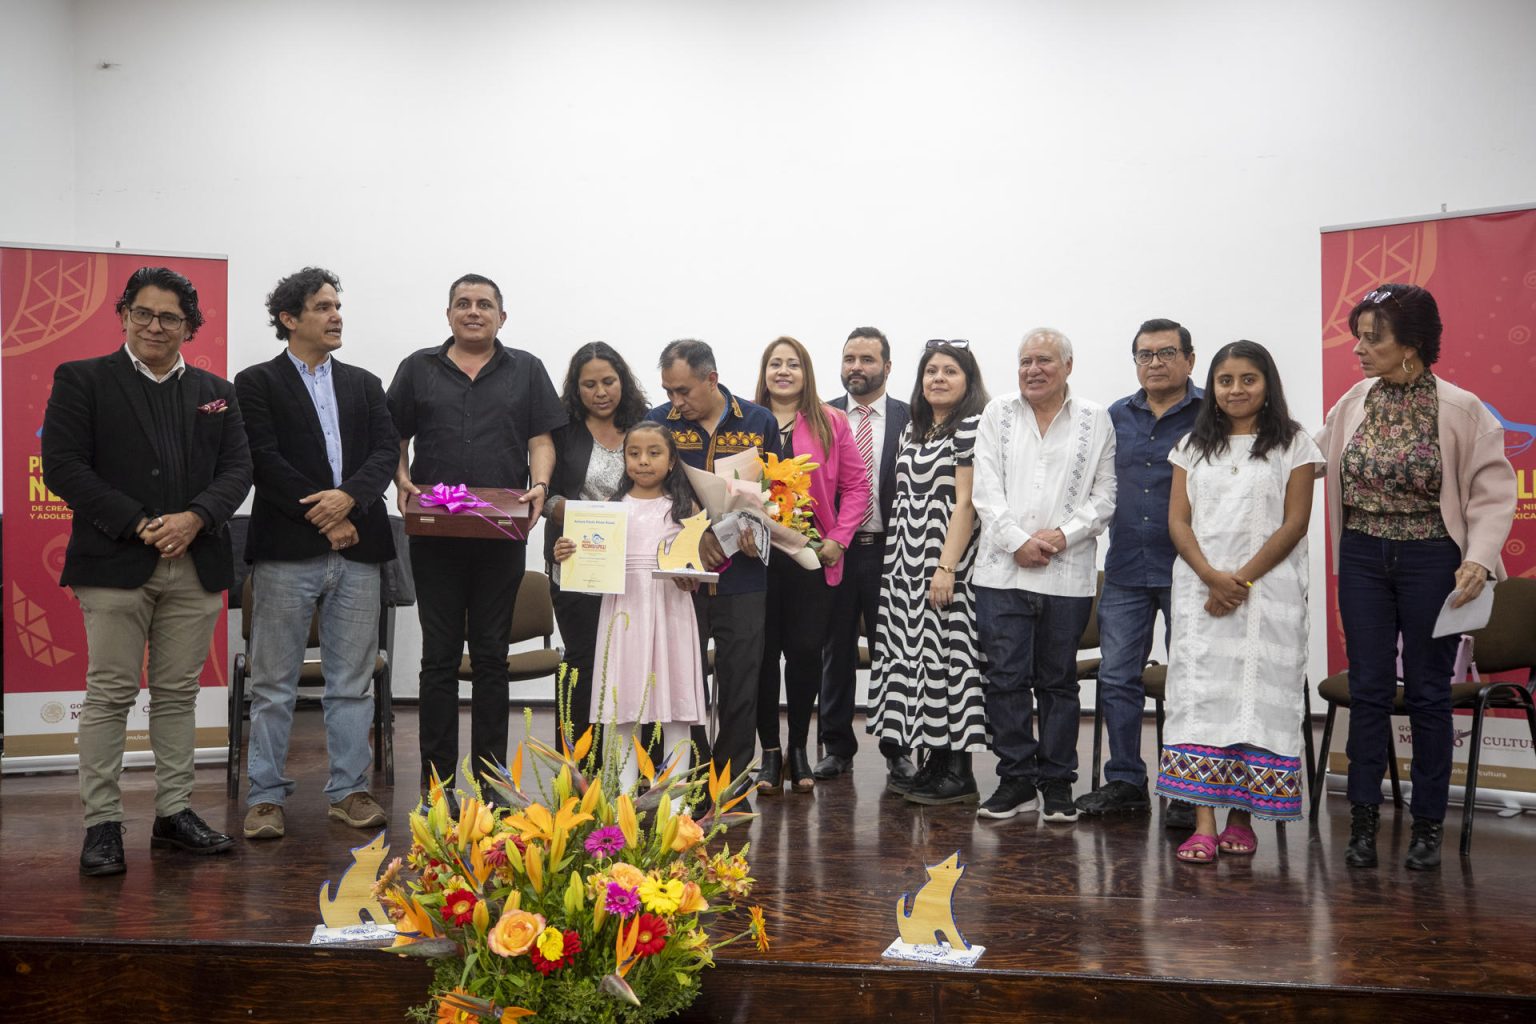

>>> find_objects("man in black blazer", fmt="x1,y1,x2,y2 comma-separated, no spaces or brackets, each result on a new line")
234,268,399,841
816,327,915,788
42,266,252,876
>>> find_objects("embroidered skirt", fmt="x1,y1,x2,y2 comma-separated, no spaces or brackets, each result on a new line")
1155,743,1302,821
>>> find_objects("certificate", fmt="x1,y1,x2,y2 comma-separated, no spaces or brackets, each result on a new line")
561,501,627,595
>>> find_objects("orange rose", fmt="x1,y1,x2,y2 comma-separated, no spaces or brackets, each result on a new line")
488,908,546,957
610,862,646,890
669,814,704,852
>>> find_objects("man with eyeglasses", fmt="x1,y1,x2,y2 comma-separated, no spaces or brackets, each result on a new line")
972,328,1116,823
43,266,253,876
1073,318,1202,827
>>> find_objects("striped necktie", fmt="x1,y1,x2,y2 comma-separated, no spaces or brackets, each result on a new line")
854,404,877,529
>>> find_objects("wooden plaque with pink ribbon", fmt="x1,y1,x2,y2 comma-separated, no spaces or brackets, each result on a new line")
403,484,531,541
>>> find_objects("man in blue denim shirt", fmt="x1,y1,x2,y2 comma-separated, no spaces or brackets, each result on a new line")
1075,319,1202,822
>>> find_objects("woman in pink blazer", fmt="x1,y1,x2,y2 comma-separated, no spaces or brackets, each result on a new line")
752,336,872,793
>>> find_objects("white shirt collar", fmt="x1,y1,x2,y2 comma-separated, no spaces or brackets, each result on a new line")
123,342,186,383
845,390,888,418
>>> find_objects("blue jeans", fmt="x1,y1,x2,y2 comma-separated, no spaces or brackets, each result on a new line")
977,586,1093,783
246,554,382,807
1094,580,1171,788
1338,530,1461,821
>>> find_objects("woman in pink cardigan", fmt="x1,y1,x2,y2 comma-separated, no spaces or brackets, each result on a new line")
751,336,872,793
1318,283,1516,872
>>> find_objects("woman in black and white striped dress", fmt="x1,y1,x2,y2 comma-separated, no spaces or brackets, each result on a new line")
868,341,990,805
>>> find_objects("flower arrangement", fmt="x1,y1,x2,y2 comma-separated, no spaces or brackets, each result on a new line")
378,729,768,1024
759,452,820,548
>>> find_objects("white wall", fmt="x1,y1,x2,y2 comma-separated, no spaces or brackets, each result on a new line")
4,0,1536,697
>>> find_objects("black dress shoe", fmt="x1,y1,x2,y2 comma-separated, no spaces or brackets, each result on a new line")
151,808,235,855
755,749,784,793
812,753,853,780
885,754,917,793
1164,800,1196,831
80,822,126,876
1405,817,1443,871
787,747,815,792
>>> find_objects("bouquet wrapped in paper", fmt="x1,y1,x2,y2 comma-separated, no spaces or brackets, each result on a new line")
680,448,821,571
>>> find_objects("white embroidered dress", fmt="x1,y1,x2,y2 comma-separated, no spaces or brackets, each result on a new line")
1161,432,1324,757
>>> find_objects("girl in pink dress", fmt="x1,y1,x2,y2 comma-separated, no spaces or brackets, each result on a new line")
553,422,705,786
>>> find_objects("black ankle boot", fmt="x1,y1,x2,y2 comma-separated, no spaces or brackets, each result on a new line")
905,749,941,794
1345,802,1380,868
755,749,784,794
1405,817,1444,871
787,747,815,793
906,750,978,806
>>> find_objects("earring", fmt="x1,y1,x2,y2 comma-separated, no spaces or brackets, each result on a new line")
1401,353,1417,374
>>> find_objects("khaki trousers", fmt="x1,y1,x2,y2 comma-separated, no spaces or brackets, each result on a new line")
74,557,223,826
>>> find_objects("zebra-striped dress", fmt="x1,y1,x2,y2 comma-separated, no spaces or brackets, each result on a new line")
868,416,989,752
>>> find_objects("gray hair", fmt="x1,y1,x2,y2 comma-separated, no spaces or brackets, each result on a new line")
1020,327,1073,363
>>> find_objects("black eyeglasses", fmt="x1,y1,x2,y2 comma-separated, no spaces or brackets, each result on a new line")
926,339,970,350
1133,346,1185,366
127,307,187,331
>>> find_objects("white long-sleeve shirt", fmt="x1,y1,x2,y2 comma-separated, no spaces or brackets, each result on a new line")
971,391,1117,597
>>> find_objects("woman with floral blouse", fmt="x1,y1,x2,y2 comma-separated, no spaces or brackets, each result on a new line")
1317,284,1516,872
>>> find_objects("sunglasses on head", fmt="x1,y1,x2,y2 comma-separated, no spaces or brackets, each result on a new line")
925,339,970,350
1361,288,1396,305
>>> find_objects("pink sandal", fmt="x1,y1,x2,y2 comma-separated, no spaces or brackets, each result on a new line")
1176,832,1219,864
1217,823,1258,856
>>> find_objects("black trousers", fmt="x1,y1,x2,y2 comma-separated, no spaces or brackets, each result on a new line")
695,588,766,784
411,535,525,788
757,555,836,751
819,535,905,760
551,581,601,751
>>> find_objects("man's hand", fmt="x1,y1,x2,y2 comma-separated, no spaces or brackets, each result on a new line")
395,478,421,517
516,485,547,532
324,519,360,551
1012,535,1054,568
700,529,726,569
301,489,356,531
140,511,202,559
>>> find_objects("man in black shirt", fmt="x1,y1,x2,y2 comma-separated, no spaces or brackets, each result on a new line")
388,274,565,794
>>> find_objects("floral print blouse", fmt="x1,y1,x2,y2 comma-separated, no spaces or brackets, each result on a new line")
1341,371,1449,540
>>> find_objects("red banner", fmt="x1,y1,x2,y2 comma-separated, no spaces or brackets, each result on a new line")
1,245,230,763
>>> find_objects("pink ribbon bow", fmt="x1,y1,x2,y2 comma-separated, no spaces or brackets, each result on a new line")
420,483,491,514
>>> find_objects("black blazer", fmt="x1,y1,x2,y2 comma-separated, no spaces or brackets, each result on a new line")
42,348,252,592
545,417,598,567
830,393,911,530
234,352,399,565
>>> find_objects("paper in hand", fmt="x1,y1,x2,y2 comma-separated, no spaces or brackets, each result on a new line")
1431,581,1495,638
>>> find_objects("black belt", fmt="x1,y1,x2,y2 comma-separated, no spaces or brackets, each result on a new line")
852,533,884,546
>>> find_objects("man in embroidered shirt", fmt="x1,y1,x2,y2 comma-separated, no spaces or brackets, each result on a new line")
971,328,1116,823
388,274,565,795
43,266,252,875
235,267,400,840
1075,318,1202,825
647,339,780,799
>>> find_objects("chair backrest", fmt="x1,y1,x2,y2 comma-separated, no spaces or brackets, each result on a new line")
1078,570,1105,650
1468,577,1536,676
510,570,555,645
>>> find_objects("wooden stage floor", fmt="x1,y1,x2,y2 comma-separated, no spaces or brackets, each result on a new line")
2,706,1534,1022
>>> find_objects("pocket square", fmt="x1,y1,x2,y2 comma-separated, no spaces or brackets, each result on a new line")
198,398,228,415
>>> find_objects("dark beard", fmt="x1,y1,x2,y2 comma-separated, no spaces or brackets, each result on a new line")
843,370,886,396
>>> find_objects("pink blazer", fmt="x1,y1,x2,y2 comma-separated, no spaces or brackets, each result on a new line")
794,406,872,587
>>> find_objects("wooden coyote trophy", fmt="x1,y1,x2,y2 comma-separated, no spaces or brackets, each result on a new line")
884,850,985,965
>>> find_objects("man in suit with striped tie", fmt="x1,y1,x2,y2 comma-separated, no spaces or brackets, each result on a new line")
815,327,916,789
